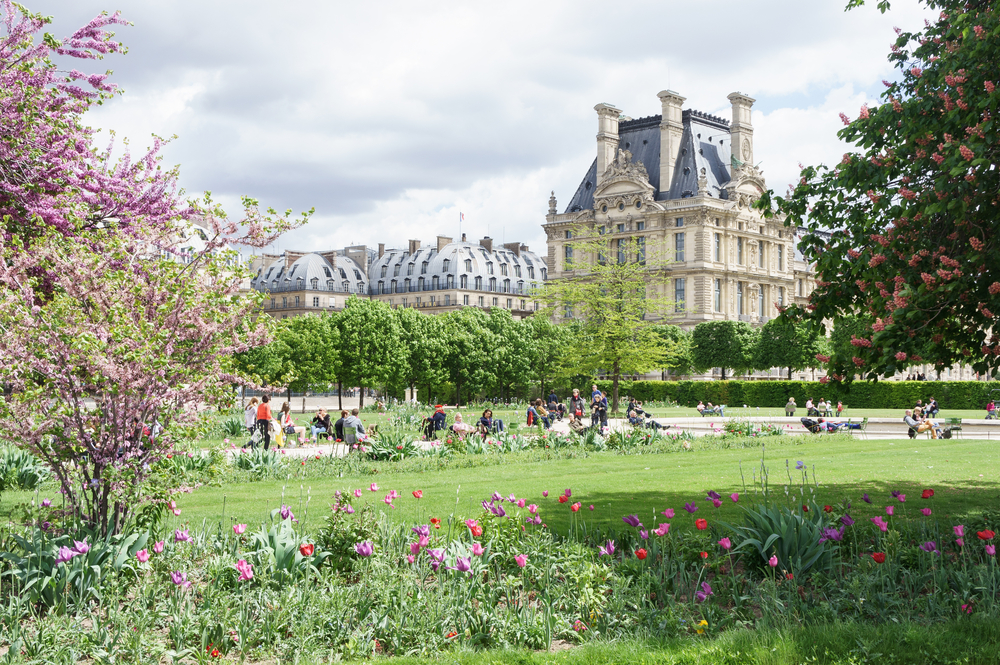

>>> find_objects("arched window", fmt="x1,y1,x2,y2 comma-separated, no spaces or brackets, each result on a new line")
442,259,450,272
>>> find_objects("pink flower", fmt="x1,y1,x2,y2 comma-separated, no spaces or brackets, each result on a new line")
514,554,528,568
730,493,739,503
174,529,191,543
871,516,889,532
718,537,732,551
960,145,975,160
153,541,165,554
898,494,906,503
954,525,965,538
383,494,395,508
472,542,484,557
859,104,869,119
661,508,675,518
839,112,851,125
986,81,996,93
911,66,922,78
136,549,149,563
528,504,538,515
407,555,415,564
354,488,363,498
517,498,525,508
589,504,594,511
956,538,965,547
711,499,722,508
768,555,778,567
921,508,932,516
987,545,996,556
171,571,192,589
885,506,894,516
236,559,254,581
369,483,379,492
41,498,51,508
233,524,247,535
654,523,670,537
542,490,548,498
409,542,420,556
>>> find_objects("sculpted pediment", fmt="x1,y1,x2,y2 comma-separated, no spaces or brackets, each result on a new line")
593,148,657,210
722,161,767,210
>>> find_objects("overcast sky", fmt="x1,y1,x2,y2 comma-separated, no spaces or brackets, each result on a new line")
29,0,932,256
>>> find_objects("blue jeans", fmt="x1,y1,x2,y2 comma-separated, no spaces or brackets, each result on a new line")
311,426,327,438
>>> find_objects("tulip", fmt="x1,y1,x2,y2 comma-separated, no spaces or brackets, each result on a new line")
872,552,886,563
542,490,548,497
412,490,423,499
472,543,484,557
514,554,528,568
622,515,642,528
730,493,739,503
987,545,996,556
233,524,247,535
695,581,713,602
699,551,708,559
768,555,778,567
695,518,708,530
977,530,996,541
711,499,722,508
564,489,572,498
174,529,192,543
921,508,932,516
153,541,165,554
571,502,581,512
718,537,731,551
55,546,77,564
956,538,965,547
383,494,395,508
635,548,648,560
345,504,355,514
897,494,906,503
527,504,538,515
171,571,188,586
136,549,150,563
885,506,894,516
517,498,525,508
236,559,253,581
410,542,421,556
558,495,568,504
954,525,965,538
299,543,315,557
654,523,670,537
921,489,934,499
841,514,855,527
369,483,379,492
418,534,429,548
598,540,615,557
41,498,51,508
354,541,374,557
870,516,888,532
407,555,415,564
662,508,675,518
683,503,698,514
588,504,594,511
354,489,363,498
73,539,90,555
454,557,471,573
428,549,445,571
280,505,295,521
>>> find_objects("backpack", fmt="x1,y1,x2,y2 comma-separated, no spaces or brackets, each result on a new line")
942,428,952,439
526,409,534,426
800,418,820,434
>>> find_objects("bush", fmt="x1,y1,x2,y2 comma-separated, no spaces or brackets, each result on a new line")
595,379,1000,410
0,446,50,491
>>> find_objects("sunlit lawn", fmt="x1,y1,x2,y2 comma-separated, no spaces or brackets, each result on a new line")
8,434,992,537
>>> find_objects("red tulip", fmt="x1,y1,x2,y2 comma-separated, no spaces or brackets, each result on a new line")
699,551,708,559
299,543,314,557
470,525,483,537
802,505,809,512
413,490,423,499
977,530,996,541
921,489,934,499
872,552,886,563
571,502,581,512
695,518,708,530
823,505,832,513
558,495,568,504
635,548,647,560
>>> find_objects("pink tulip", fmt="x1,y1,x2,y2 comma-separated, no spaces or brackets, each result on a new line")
768,555,778,567
407,555,415,564
956,538,965,547
542,491,548,498
153,541,164,554
885,506,894,516
515,554,528,568
517,498,525,508
730,493,739,503
233,524,247,535
369,483,379,492
354,489,363,498
662,508,674,518
718,537,732,551
418,535,429,548
654,523,670,537
921,508,932,516
987,545,996,556
528,504,538,514
410,542,421,555
472,543,484,557
236,559,254,581
136,549,149,563
954,525,965,538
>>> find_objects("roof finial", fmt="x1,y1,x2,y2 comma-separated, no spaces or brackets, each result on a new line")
548,191,557,215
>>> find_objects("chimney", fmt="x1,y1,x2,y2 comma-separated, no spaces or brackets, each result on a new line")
594,103,622,186
480,236,493,253
461,232,467,242
503,242,521,257
657,90,686,195
408,239,421,255
436,235,452,252
728,92,755,168
378,243,385,259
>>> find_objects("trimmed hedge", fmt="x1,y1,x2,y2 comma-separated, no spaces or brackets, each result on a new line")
596,379,1000,410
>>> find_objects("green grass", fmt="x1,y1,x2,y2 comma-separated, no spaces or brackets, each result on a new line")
324,619,1000,664
9,434,995,536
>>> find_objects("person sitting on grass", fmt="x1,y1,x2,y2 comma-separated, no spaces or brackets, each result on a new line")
479,408,504,435
568,412,589,435
423,405,447,440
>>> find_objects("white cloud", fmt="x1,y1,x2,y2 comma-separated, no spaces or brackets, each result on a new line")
30,0,935,254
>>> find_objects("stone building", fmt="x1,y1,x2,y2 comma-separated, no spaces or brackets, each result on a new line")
248,234,546,319
543,90,815,329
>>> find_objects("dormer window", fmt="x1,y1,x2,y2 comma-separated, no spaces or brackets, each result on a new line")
465,259,472,272
354,269,362,280
442,259,450,272
327,279,334,289
380,266,387,278
310,278,318,289
514,265,521,278
421,262,428,275
323,267,331,278
501,264,508,276
528,267,535,279
487,263,494,275
393,264,400,277
342,281,350,291
407,263,414,276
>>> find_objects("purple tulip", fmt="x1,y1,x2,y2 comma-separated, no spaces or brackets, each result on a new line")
640,530,649,540
598,540,615,557
622,515,642,528
354,541,374,557
564,489,572,498
428,548,445,571
41,498,51,508
55,546,77,564
280,505,295,521
919,541,939,555
706,490,721,501
72,539,90,555
507,494,517,503
841,514,855,527
481,499,493,513
174,529,191,543
412,524,430,538
862,493,872,504
819,526,845,543
711,499,722,508
491,492,503,502
170,571,192,588
453,557,471,573
683,502,698,514
695,581,714,603
891,490,901,498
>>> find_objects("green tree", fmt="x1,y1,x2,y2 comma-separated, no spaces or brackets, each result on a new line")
440,307,496,405
759,0,1000,381
336,296,403,407
691,321,759,380
754,318,827,380
486,308,532,401
539,231,672,412
526,316,579,399
395,306,449,404
828,315,876,374
653,324,695,378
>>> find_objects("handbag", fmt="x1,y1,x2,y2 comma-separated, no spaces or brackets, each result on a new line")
284,425,296,435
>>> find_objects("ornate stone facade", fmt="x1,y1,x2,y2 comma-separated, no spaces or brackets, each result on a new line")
543,90,816,331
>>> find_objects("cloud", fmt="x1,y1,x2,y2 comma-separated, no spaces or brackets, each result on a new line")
27,0,934,254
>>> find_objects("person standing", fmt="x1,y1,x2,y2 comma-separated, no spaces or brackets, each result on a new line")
591,391,608,428
245,397,259,446
256,395,273,451
569,389,587,420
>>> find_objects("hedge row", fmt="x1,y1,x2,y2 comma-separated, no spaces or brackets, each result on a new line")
595,380,1000,410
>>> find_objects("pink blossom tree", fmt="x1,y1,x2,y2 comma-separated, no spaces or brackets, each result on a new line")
0,3,308,533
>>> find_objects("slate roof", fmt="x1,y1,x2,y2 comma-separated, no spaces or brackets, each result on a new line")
564,109,733,213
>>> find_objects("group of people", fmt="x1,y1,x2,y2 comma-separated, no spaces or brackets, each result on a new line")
421,405,505,440
905,373,928,381
903,405,946,439
784,398,844,418
244,396,367,450
696,402,724,417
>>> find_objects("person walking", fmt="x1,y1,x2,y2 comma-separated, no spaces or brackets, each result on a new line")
255,395,273,451
245,397,259,446
568,389,587,420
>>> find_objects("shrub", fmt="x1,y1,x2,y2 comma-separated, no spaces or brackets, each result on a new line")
725,501,836,577
231,448,286,477
0,446,50,491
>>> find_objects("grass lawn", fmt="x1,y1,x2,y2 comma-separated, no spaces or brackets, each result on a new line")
9,434,992,537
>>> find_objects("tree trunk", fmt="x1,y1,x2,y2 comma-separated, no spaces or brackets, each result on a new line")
302,395,307,413
611,358,620,413
359,385,365,409
455,380,462,407
287,386,292,405
788,366,793,380
338,380,343,411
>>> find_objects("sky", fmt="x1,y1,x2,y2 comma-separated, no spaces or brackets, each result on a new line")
27,0,933,257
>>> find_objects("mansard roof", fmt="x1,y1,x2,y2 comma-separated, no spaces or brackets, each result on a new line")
564,109,733,213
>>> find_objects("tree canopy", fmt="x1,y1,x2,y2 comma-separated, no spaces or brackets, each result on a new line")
760,0,1000,381
691,320,759,380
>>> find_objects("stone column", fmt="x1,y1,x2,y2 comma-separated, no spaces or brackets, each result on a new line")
595,103,622,186
657,90,685,194
728,92,755,167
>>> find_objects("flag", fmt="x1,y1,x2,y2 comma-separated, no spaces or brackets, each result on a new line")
460,212,465,222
